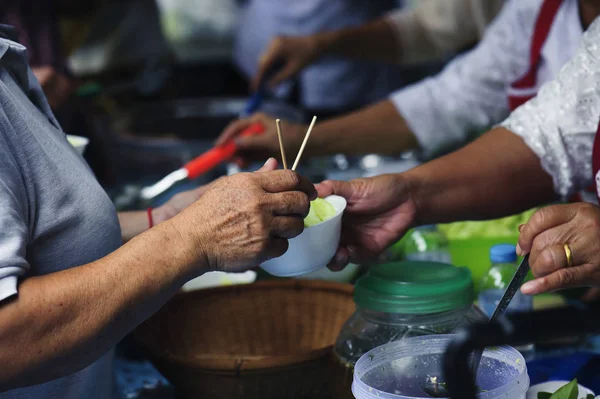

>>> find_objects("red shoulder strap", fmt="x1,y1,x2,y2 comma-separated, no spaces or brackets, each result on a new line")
592,122,600,181
512,0,564,89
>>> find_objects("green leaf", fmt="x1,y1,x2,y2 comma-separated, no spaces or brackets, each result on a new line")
586,394,594,399
549,379,579,399
538,393,552,399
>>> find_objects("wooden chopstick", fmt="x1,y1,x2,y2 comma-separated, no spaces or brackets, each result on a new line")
275,119,288,170
291,116,317,171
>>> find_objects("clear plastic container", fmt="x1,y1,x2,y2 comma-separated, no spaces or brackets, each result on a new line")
335,305,483,367
352,335,529,399
334,261,485,367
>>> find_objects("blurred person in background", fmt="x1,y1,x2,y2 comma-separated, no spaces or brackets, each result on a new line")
315,16,600,298
219,0,593,165
234,0,408,115
253,0,504,91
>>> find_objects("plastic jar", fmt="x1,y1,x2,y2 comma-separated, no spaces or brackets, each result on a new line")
352,335,529,399
334,261,485,368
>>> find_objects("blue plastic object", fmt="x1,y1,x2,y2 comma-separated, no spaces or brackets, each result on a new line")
527,352,600,393
490,244,518,264
241,61,284,118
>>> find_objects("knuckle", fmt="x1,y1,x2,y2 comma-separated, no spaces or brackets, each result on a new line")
532,208,548,228
298,194,310,216
285,171,301,187
555,268,577,287
539,249,557,271
578,202,595,214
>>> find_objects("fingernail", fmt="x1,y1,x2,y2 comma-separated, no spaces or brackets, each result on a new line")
521,280,539,295
518,224,525,232
263,157,274,166
516,243,523,256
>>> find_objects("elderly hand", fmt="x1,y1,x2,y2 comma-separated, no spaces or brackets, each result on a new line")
170,158,316,273
518,203,600,295
216,113,307,167
253,35,322,90
153,181,219,224
316,174,417,270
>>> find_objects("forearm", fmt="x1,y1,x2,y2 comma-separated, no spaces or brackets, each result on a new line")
405,127,557,224
0,220,203,390
118,208,170,242
307,100,418,156
314,19,400,63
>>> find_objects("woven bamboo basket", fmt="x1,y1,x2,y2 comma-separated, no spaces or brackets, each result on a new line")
134,280,355,398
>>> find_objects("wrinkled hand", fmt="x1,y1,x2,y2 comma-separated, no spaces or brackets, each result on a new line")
216,112,306,166
153,182,218,224
316,174,418,270
253,35,322,90
33,66,74,109
519,203,600,295
171,158,317,273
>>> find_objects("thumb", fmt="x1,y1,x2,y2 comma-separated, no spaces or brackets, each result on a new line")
315,180,355,200
258,157,279,172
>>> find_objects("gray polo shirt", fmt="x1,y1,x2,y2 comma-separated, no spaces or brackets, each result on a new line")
0,26,121,398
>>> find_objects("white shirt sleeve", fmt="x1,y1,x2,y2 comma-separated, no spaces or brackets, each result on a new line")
0,133,29,302
501,18,600,198
389,0,539,158
385,0,503,65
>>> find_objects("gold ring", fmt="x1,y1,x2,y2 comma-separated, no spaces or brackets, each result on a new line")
564,243,573,268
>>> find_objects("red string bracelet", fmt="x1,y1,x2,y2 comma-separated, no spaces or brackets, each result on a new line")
147,207,154,229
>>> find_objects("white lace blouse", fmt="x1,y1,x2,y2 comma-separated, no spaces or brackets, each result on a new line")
501,17,600,198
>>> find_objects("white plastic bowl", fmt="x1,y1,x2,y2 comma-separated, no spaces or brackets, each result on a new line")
181,270,257,292
261,195,347,277
66,135,89,156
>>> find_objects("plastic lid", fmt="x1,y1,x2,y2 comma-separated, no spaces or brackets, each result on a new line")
354,261,474,314
490,244,517,264
417,224,437,231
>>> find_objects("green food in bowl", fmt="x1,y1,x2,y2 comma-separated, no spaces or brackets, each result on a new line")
304,198,337,227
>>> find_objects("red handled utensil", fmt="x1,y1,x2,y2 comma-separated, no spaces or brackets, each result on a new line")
140,122,265,200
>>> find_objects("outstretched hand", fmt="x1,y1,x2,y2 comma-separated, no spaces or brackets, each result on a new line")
316,174,417,270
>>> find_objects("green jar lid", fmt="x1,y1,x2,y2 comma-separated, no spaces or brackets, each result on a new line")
354,261,474,314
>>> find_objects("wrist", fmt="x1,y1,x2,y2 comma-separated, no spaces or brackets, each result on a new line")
313,31,337,54
151,205,174,226
397,169,426,228
160,217,211,279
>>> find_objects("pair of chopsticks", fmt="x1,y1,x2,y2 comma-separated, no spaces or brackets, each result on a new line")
275,115,317,171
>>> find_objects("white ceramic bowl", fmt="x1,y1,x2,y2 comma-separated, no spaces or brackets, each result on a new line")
66,135,89,156
527,381,594,399
260,195,347,277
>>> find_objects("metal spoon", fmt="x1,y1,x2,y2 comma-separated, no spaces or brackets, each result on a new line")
471,254,531,376
420,255,531,398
